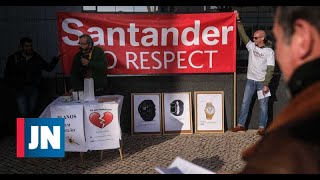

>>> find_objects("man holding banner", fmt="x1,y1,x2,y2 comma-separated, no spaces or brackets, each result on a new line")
70,34,109,96
231,10,275,136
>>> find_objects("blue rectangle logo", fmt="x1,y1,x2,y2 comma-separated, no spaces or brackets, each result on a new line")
17,118,65,158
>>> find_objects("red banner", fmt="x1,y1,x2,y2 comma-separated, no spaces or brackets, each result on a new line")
57,12,236,75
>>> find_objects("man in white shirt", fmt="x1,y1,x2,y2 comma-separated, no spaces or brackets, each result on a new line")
231,10,275,136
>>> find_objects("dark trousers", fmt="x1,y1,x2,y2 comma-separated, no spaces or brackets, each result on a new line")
15,86,39,117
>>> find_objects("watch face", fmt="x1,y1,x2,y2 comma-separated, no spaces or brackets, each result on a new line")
170,100,184,116
206,106,215,114
170,103,176,114
205,102,215,115
138,100,156,121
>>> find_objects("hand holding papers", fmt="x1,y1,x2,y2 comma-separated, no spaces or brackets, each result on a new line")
257,90,271,100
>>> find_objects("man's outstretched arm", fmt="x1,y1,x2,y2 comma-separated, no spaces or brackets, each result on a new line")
235,10,250,45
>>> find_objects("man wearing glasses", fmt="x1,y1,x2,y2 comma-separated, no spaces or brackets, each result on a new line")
230,10,275,136
70,34,109,96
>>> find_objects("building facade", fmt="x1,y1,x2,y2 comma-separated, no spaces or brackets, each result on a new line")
0,6,286,135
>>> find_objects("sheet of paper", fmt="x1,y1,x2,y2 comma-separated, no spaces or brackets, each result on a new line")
155,156,215,174
155,167,184,174
257,90,271,100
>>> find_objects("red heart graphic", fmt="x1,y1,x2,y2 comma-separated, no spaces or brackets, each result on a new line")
89,112,113,129
89,112,103,128
102,112,113,127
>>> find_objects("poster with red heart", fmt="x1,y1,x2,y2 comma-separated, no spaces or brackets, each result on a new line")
50,104,88,152
84,103,121,150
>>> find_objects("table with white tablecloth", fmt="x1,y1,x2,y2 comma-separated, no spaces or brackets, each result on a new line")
39,95,123,153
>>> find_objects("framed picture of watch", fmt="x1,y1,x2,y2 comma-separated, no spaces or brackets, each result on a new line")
131,93,162,135
194,91,224,133
162,92,193,135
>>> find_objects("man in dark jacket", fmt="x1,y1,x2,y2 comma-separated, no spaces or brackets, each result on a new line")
240,6,320,174
4,37,60,117
70,34,109,96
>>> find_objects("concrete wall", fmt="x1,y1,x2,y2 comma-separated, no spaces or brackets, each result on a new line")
0,6,82,78
109,74,235,132
110,73,289,132
1,73,290,135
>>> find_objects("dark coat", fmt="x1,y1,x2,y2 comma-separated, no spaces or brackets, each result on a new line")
4,51,59,89
241,78,320,173
70,46,108,91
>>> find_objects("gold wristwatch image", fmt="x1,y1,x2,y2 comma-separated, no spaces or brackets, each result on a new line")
204,102,215,120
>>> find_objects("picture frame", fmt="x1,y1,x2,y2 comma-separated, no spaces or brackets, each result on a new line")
162,92,193,135
194,91,224,133
131,93,162,135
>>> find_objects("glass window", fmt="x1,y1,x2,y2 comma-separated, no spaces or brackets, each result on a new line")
97,6,116,12
134,6,158,12
133,6,149,12
86,6,159,12
82,6,96,11
84,6,160,13
115,6,134,12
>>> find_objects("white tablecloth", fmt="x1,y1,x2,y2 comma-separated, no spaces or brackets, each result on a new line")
40,95,124,119
39,95,124,151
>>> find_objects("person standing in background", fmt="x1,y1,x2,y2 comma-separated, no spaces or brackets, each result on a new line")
4,37,60,117
231,10,275,136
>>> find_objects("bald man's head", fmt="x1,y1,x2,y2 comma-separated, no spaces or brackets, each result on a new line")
253,30,266,47
255,30,266,38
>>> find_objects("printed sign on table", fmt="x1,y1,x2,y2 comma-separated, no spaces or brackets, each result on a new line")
84,103,121,150
50,105,88,152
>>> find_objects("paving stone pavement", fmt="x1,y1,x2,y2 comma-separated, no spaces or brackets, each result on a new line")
0,130,261,174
